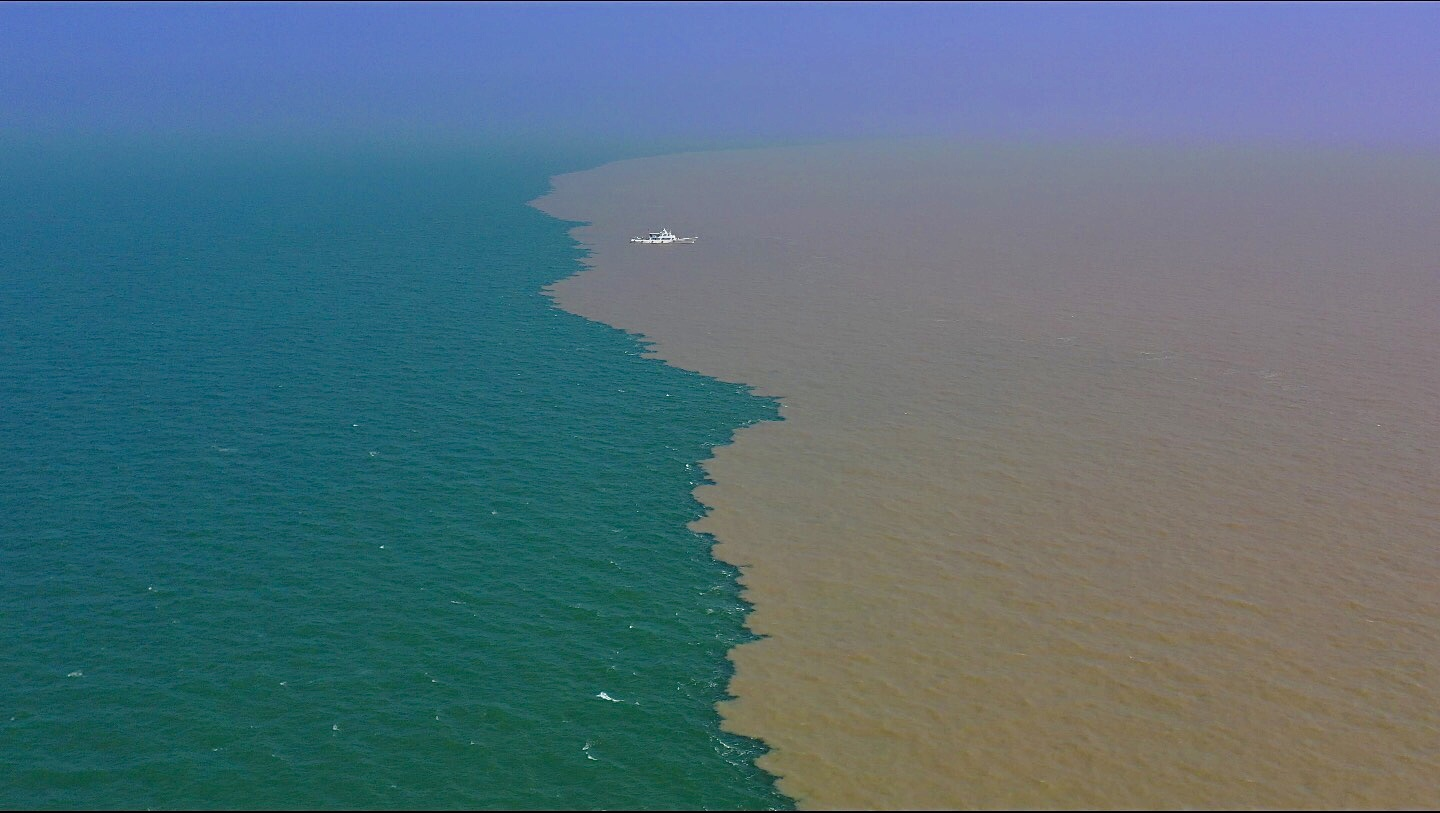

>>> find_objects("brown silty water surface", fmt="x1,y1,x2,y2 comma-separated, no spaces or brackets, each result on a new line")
533,142,1440,809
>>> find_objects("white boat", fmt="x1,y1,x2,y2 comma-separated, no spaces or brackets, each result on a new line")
630,228,697,245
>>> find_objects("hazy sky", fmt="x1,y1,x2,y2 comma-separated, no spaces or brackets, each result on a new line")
3,2,1437,146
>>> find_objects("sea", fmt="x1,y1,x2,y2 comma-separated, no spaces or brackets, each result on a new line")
0,137,791,810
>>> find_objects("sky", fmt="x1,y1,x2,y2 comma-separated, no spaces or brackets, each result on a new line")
2,2,1438,147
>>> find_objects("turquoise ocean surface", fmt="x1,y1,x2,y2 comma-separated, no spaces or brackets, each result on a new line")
0,139,788,809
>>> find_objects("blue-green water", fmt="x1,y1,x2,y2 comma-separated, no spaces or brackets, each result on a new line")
0,139,788,809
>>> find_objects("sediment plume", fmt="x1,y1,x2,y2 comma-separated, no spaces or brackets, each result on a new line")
534,142,1440,808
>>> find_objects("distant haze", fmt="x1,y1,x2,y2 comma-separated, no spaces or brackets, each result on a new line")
3,2,1438,146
